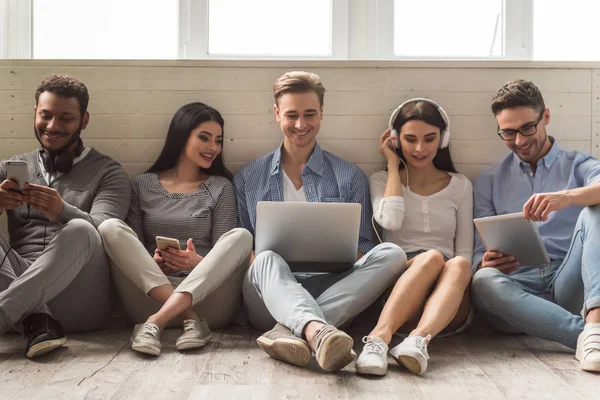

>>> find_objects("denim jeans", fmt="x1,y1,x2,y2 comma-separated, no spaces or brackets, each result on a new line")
472,205,600,349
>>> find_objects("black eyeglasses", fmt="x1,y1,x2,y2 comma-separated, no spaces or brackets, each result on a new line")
497,112,544,141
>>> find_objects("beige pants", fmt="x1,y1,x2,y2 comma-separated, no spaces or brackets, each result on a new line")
98,219,252,328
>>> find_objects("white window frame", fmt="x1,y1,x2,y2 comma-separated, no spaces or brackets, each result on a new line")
0,0,32,58
179,0,349,60
0,0,540,61
374,0,533,60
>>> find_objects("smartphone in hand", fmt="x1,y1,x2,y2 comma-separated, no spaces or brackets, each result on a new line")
6,160,28,192
155,236,181,251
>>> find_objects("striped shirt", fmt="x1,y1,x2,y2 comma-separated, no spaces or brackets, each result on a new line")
233,142,374,253
126,172,237,259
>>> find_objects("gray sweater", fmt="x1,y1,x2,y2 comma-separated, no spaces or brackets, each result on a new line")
0,149,131,259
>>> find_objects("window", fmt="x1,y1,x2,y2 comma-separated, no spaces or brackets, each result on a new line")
393,0,503,58
33,0,178,59
0,0,599,60
207,0,331,57
533,0,600,61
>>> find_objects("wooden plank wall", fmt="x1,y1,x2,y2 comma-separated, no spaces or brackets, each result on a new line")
0,61,598,232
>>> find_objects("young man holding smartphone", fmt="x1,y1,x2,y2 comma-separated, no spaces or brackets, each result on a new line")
0,74,130,358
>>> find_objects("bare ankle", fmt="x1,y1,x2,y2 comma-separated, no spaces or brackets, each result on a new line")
586,308,600,323
369,328,392,345
146,314,165,331
303,321,326,350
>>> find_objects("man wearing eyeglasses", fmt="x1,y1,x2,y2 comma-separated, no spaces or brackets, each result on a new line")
471,79,600,372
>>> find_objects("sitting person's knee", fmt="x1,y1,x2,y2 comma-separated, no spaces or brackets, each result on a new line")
373,242,407,269
61,218,100,244
97,217,122,240
443,258,472,287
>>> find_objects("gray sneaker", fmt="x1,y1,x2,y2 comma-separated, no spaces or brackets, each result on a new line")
313,325,354,372
176,318,213,351
131,322,162,356
256,323,311,367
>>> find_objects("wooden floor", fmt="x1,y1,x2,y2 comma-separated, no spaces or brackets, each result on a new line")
0,317,598,400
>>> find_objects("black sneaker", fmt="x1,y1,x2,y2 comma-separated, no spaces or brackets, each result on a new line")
22,313,67,359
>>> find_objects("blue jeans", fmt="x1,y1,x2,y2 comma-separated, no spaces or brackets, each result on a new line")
472,205,600,349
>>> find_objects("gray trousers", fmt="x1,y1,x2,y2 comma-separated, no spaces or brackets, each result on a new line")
243,243,407,337
0,219,112,334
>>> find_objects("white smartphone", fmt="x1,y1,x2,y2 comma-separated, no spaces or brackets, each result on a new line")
6,160,28,192
156,236,181,251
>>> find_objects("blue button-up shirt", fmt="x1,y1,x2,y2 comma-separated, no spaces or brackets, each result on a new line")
473,139,600,271
233,142,374,254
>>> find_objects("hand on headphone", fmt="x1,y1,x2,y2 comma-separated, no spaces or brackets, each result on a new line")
379,129,401,166
22,183,65,221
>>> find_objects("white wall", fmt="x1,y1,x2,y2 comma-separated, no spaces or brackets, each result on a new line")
1,60,599,231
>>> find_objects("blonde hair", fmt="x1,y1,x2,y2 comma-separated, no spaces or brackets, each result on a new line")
273,71,325,106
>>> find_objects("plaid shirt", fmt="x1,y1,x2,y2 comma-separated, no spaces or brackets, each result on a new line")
233,142,374,254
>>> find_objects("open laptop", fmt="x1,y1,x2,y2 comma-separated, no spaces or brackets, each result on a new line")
254,201,361,272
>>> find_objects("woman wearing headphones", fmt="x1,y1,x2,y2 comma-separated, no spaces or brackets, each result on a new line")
356,99,473,376
98,102,252,356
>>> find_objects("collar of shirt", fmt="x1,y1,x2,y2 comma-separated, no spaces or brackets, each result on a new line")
269,141,325,177
516,136,560,173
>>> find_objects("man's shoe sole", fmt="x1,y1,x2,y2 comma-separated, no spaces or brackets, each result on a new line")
315,332,354,371
176,334,213,351
256,336,311,367
26,337,67,359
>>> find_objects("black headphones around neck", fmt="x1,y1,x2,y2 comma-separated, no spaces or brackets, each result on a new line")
40,137,84,173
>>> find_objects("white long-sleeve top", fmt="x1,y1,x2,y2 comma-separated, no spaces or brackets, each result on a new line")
369,170,474,262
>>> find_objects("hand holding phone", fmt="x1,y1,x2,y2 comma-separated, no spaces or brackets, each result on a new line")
6,160,28,192
155,236,181,251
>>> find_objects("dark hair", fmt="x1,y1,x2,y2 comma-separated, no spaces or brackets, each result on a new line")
147,102,232,180
491,79,545,115
392,100,457,173
273,71,326,107
35,74,89,116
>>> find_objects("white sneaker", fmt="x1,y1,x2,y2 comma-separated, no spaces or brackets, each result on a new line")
176,318,213,351
389,334,431,375
356,336,389,376
131,322,162,356
575,323,600,372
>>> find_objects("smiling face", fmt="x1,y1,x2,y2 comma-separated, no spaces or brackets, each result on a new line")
274,91,323,151
496,106,551,164
399,119,441,169
180,121,223,169
34,91,88,152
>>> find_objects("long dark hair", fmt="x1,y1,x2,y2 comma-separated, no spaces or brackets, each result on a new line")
147,102,232,180
392,101,457,173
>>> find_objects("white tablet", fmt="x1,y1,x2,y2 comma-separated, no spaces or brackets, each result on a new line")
474,212,550,266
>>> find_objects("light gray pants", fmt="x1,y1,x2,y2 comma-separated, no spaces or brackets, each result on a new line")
0,219,112,334
98,219,253,329
243,243,407,337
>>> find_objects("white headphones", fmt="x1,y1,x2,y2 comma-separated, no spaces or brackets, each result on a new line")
388,97,451,149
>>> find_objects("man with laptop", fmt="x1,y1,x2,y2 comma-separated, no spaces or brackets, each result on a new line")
233,71,406,372
471,79,600,371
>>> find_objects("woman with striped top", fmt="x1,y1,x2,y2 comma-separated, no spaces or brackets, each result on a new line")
98,102,252,356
